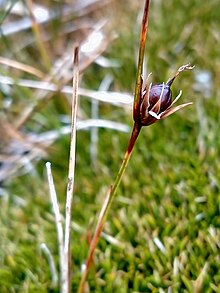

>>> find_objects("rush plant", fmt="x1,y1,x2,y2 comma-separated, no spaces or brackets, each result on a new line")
46,1,194,292
77,0,194,292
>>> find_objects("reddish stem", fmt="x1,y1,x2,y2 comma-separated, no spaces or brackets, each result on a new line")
77,122,141,293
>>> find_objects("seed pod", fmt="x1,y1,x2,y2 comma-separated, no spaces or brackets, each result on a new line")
138,64,194,126
148,84,172,112
140,83,173,126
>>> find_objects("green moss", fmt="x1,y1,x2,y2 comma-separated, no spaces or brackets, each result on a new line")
1,0,220,291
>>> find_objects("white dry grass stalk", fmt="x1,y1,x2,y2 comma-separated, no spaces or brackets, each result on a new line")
45,47,79,292
0,75,133,107
40,242,58,287
46,162,65,292
63,47,79,293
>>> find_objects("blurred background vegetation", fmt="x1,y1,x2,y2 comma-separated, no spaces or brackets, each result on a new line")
0,0,219,292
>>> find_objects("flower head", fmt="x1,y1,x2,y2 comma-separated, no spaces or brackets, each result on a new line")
138,64,194,126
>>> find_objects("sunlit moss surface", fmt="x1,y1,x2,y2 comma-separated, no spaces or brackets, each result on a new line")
0,0,219,292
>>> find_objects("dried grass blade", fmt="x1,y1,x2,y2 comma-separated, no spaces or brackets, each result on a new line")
46,162,64,291
63,46,79,293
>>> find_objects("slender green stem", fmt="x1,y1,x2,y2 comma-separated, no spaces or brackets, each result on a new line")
77,122,142,293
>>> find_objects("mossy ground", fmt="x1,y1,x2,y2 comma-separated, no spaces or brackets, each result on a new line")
0,0,219,292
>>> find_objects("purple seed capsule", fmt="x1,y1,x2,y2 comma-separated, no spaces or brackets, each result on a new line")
148,84,172,112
